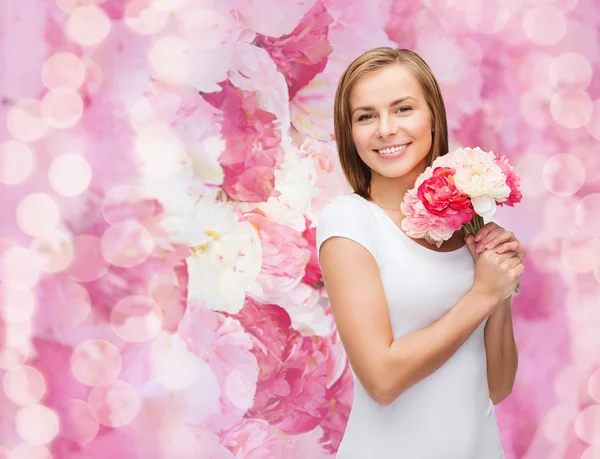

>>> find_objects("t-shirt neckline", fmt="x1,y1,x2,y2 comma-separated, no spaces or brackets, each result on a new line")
351,193,468,258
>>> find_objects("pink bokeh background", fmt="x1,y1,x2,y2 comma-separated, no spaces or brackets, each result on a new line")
1,0,600,458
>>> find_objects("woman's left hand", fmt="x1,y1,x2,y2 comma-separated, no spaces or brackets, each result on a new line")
464,222,526,262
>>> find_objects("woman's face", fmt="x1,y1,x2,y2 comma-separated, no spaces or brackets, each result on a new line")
349,64,433,181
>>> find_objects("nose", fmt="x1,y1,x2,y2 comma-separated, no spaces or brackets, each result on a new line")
377,115,398,138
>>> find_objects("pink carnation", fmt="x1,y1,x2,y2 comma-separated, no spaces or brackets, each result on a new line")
301,220,323,287
495,155,523,207
245,212,312,302
203,81,284,202
255,1,334,99
400,190,457,247
178,304,259,433
220,419,287,458
232,299,330,435
417,167,475,227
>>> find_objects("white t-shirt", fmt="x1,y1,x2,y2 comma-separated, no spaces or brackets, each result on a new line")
316,193,505,459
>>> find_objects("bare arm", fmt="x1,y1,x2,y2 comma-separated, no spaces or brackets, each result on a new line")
320,236,505,406
484,296,518,404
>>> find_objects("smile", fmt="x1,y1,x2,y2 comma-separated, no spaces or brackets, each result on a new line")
374,143,411,155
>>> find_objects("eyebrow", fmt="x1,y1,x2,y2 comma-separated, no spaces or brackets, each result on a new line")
351,97,417,117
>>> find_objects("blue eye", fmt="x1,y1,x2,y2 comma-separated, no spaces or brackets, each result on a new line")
397,106,412,113
357,114,373,121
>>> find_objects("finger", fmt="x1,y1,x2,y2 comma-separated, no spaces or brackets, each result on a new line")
497,241,526,262
504,255,522,269
495,241,520,255
512,263,525,277
464,234,478,260
519,246,527,261
478,232,516,250
477,229,510,253
475,223,500,242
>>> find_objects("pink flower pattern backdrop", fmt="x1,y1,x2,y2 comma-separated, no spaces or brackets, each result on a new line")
1,0,600,458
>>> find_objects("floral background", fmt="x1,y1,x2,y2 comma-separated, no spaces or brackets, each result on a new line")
1,0,600,458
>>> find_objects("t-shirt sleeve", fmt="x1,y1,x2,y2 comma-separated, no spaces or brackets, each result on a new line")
315,197,378,266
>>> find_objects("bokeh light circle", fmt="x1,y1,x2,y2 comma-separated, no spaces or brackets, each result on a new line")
576,194,600,237
49,153,92,197
71,339,122,387
0,141,34,185
565,290,600,326
87,379,142,427
7,444,52,459
574,404,600,444
589,368,600,404
61,398,99,444
0,285,36,323
66,235,109,283
110,295,163,342
124,0,170,35
102,184,156,224
543,195,577,237
31,230,74,273
41,88,84,129
6,321,32,348
516,152,547,198
3,365,47,406
16,193,60,237
540,405,576,444
0,247,41,289
15,404,60,445
519,89,551,128
585,100,600,141
66,5,111,46
523,6,567,45
582,445,600,459
542,154,585,196
464,1,510,34
151,0,189,11
561,232,600,273
100,220,155,268
554,0,579,12
0,344,30,371
49,279,91,330
549,53,592,89
7,100,48,143
528,231,562,273
550,88,594,129
570,141,600,184
42,52,86,90
55,0,78,14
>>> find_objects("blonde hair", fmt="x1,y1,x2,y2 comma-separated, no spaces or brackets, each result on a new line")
333,47,449,199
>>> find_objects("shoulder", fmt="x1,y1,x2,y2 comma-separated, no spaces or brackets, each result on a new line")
317,193,370,223
316,193,378,263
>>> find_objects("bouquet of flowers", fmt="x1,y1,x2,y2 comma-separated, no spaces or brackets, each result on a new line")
401,146,522,248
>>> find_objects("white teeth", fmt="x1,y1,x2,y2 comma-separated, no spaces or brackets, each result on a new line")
378,144,409,155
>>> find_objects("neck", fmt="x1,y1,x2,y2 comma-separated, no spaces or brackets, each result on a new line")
368,161,427,210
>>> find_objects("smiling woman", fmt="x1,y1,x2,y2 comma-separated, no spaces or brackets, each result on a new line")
334,48,449,202
318,48,523,459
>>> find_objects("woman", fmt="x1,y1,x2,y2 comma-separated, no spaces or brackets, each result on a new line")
317,48,526,459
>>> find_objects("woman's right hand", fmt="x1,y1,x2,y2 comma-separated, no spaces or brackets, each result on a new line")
471,248,524,304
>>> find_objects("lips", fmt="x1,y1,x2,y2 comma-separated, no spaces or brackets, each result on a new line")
374,143,411,155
